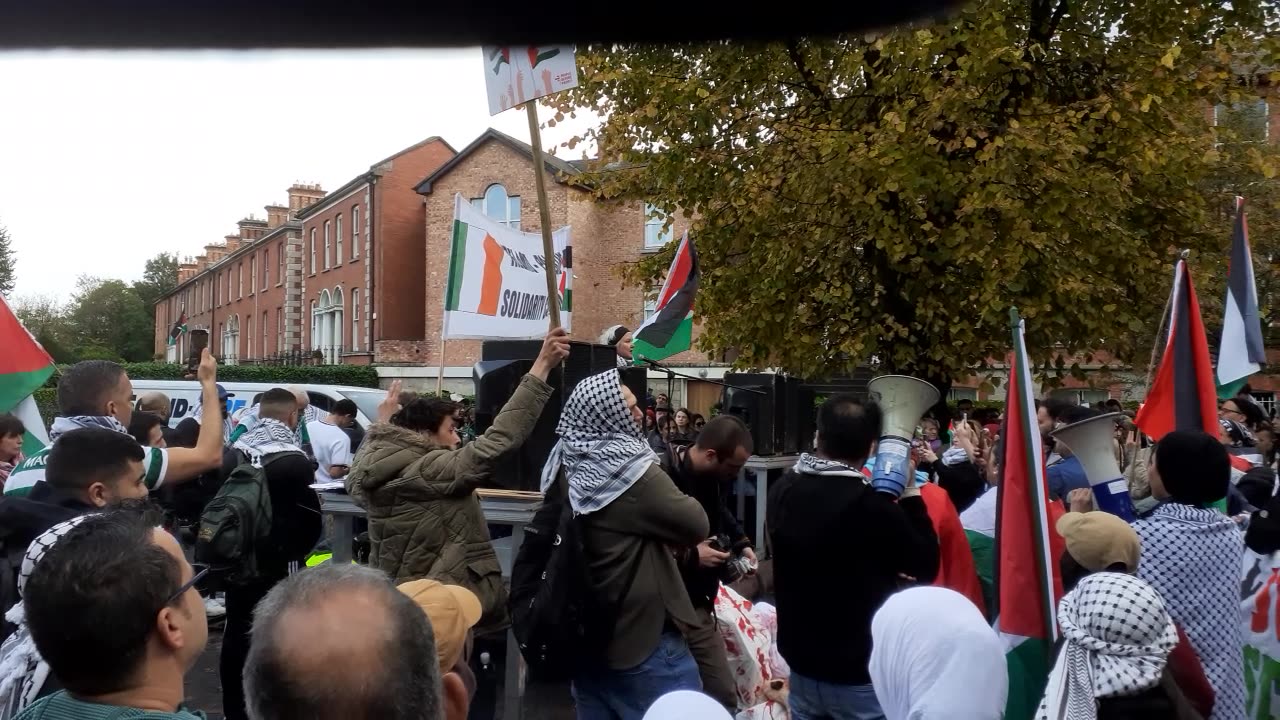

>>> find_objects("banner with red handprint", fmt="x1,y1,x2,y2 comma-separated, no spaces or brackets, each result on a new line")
482,45,578,115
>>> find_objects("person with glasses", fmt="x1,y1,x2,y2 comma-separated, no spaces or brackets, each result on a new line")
6,508,209,720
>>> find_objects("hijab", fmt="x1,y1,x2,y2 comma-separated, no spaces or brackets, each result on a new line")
539,369,657,515
641,691,732,720
870,586,1007,720
1036,573,1178,720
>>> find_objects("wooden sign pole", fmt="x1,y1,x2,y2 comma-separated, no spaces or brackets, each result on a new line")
525,102,562,330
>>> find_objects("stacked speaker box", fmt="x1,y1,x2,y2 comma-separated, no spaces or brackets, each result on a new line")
720,373,814,456
474,340,646,491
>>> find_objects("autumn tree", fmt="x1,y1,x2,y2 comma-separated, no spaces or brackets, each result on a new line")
556,0,1280,393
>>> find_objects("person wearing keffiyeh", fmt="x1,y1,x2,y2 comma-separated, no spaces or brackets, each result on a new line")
541,368,710,719
1036,573,1198,720
1133,431,1246,720
2,354,225,498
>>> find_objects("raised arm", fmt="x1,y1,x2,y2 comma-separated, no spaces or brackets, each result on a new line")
427,329,571,491
163,350,225,483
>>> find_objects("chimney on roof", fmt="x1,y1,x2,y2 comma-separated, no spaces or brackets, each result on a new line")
265,204,289,229
224,234,242,253
204,243,226,265
287,183,326,212
178,260,198,283
238,216,268,242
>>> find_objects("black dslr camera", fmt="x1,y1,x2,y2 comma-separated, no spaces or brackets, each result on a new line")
709,534,754,584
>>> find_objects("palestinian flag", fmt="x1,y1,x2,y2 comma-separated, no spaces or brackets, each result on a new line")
0,294,54,462
167,308,188,347
996,308,1066,720
632,232,697,364
1136,259,1218,441
1216,197,1265,399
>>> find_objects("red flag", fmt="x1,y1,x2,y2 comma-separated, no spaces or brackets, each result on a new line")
1136,260,1218,440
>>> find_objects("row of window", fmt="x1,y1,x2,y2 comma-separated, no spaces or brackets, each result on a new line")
179,239,289,316
217,308,284,363
309,205,361,275
469,183,675,250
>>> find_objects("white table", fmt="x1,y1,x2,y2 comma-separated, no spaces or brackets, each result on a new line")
734,454,799,554
318,490,542,720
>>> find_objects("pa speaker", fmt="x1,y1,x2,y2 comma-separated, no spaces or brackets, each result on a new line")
476,340,647,490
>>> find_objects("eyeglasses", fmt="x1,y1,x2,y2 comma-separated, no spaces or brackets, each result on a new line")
166,563,210,606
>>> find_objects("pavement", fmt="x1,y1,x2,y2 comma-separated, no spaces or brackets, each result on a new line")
186,561,774,719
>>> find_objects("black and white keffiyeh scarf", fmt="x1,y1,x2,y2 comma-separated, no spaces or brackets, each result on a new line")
233,417,301,462
1134,502,1246,720
793,453,867,481
1036,572,1178,720
48,415,129,440
0,515,93,720
187,401,235,443
539,370,657,515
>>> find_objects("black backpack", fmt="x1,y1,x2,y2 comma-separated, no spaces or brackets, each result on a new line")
508,479,640,681
195,451,290,585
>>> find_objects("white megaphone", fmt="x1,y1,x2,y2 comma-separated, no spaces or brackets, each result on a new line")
1050,412,1135,522
867,375,940,497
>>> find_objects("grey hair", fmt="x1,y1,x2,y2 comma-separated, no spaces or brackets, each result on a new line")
243,564,442,720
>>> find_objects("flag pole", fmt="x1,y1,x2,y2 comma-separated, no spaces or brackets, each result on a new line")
435,332,447,398
525,101,562,330
1144,249,1190,393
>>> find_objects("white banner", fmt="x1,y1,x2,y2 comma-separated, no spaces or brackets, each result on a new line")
443,194,571,340
482,45,579,116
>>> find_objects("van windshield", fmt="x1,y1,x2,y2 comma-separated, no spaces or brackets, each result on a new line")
339,390,385,424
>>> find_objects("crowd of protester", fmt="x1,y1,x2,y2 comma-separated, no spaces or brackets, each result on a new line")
2,331,1279,720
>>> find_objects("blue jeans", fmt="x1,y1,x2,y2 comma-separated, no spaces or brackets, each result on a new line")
572,632,703,720
789,672,885,720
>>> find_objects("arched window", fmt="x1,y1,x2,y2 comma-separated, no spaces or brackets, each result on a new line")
310,300,318,355
351,205,360,260
351,288,361,352
309,229,317,275
335,214,343,265
472,184,521,228
332,286,344,361
323,221,332,270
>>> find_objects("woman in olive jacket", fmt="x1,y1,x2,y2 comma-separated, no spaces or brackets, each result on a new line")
345,330,569,633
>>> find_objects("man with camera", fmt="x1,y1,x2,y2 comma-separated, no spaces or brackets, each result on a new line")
662,415,756,710
768,394,939,720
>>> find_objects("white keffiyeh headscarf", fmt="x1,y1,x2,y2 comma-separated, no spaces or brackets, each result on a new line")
1036,572,1178,720
48,415,129,440
0,515,94,719
871,586,1007,720
539,370,657,515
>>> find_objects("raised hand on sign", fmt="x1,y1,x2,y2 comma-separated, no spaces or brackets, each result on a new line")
531,327,571,380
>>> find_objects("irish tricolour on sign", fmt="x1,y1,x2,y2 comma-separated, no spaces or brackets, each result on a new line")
443,193,572,340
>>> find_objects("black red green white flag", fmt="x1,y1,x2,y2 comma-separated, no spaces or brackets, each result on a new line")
1216,197,1265,397
167,307,188,347
996,308,1066,719
1136,259,1219,441
632,232,697,364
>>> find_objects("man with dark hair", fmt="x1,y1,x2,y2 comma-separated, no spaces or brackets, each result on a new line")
4,350,224,498
129,411,169,449
1045,404,1097,501
767,393,939,720
0,428,152,642
310,399,358,484
221,386,323,720
662,414,755,709
12,509,208,719
243,564,468,720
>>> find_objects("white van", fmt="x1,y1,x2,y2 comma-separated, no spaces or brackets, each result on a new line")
128,380,382,431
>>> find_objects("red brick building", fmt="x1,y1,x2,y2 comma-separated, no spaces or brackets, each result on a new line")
294,137,456,365
397,128,728,407
155,185,320,365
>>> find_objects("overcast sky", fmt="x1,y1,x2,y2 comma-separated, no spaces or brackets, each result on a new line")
0,49,595,302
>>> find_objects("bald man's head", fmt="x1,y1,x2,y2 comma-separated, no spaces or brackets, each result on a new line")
244,565,441,720
286,386,309,410
138,392,170,421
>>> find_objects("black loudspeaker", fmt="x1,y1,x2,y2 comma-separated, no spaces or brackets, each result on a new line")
475,341,647,490
721,373,813,456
